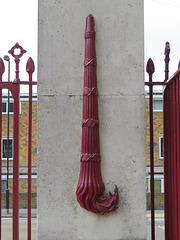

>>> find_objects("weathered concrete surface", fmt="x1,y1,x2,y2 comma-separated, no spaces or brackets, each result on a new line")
38,0,146,239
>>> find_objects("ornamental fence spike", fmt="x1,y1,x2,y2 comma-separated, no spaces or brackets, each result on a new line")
146,58,155,76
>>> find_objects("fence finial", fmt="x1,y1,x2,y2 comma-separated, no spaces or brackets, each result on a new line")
8,42,26,59
8,43,27,83
164,41,170,59
178,61,180,69
26,57,35,75
146,58,155,76
164,41,170,82
0,58,5,79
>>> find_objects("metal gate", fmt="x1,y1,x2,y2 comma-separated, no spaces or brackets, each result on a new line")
145,42,180,240
0,43,37,240
164,67,180,239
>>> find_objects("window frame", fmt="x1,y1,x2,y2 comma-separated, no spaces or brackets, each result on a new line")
1,180,7,193
147,174,164,193
159,135,164,159
153,99,163,112
2,137,13,160
2,101,21,114
2,101,14,114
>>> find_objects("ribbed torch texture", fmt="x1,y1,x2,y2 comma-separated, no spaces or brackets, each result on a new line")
76,15,119,213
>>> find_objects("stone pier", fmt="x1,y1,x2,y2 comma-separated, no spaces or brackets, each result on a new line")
38,1,146,239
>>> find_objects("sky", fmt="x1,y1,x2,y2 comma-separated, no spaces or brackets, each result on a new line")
144,0,180,85
0,0,37,93
0,0,180,92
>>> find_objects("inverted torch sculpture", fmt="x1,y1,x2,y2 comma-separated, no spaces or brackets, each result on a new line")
76,15,119,213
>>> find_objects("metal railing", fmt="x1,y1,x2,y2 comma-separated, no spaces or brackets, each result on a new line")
145,42,168,240
164,67,180,240
145,41,180,240
0,43,37,240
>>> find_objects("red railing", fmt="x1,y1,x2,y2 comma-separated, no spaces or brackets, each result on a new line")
145,42,169,240
164,68,180,240
145,41,180,240
0,43,37,240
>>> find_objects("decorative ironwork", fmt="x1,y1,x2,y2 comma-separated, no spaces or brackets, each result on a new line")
82,118,99,128
164,65,180,240
145,41,180,240
8,42,27,83
76,15,119,214
80,153,101,163
84,58,96,67
164,41,170,82
0,58,5,77
83,87,98,96
0,43,37,240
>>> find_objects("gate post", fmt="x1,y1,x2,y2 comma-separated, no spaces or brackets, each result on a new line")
38,1,146,239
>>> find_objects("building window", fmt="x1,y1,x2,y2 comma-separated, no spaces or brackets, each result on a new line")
2,138,13,160
153,100,163,112
1,180,7,193
147,175,164,193
2,102,14,114
154,180,161,193
159,136,164,159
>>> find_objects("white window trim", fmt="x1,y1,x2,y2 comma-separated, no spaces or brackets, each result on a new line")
1,175,37,179
2,101,13,114
161,179,164,193
2,137,13,160
159,135,164,159
2,101,21,114
147,174,164,193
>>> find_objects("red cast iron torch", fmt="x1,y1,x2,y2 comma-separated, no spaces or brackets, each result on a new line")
76,15,119,213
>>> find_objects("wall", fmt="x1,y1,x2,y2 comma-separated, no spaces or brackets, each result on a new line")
38,1,146,239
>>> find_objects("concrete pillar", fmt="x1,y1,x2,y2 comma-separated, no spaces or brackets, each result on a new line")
38,1,146,239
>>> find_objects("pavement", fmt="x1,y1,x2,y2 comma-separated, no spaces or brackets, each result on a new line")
2,209,37,240
2,209,165,240
2,218,37,240
147,210,165,240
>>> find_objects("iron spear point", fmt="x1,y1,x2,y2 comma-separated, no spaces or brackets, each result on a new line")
146,58,155,76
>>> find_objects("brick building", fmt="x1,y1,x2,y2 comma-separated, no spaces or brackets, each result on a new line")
1,93,37,208
1,90,164,210
145,90,164,209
